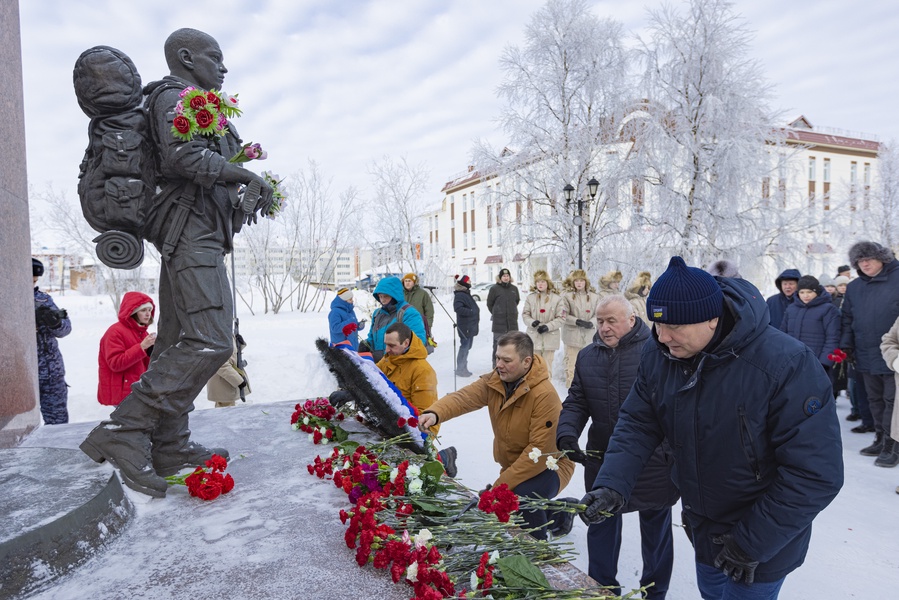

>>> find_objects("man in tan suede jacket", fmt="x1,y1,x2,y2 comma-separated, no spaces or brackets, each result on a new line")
418,331,575,539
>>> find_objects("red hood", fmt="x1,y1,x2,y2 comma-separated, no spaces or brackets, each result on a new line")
118,291,155,326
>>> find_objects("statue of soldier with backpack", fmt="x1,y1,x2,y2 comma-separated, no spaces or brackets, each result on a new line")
76,28,274,497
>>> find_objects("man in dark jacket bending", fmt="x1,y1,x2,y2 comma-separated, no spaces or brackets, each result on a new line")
580,256,843,600
557,294,678,599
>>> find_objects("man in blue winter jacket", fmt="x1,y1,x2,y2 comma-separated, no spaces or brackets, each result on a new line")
765,268,800,328
580,256,843,600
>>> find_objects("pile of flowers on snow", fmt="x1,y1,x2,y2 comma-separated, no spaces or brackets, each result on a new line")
165,453,234,500
291,397,350,444
296,396,633,599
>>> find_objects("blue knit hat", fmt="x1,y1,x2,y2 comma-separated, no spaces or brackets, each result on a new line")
647,256,723,324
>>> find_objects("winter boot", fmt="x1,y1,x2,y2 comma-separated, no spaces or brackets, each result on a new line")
80,398,167,498
438,446,458,478
874,437,899,468
860,433,884,457
151,410,229,477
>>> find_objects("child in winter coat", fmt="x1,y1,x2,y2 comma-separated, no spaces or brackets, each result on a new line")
329,288,363,350
780,275,841,372
522,270,566,380
97,291,155,406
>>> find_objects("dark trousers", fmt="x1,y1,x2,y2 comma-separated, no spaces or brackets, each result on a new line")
862,372,897,437
587,507,674,600
457,335,474,371
512,469,560,540
849,373,874,427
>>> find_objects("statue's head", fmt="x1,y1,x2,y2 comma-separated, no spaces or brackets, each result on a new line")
164,28,226,90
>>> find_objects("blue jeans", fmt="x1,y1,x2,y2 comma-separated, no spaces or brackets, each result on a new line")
512,469,560,540
695,562,785,599
457,335,474,371
588,508,674,599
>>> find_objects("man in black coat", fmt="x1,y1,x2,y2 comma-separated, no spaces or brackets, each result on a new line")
486,267,520,360
452,275,479,377
840,240,899,466
557,295,678,599
581,257,843,599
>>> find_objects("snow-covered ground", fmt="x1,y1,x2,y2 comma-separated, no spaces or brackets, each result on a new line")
44,289,899,598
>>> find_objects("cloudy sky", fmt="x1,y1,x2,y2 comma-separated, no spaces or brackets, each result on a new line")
18,0,899,215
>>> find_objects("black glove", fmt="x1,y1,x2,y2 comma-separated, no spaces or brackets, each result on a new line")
235,333,247,348
579,487,625,525
843,347,855,365
713,534,759,584
557,436,587,463
328,389,352,409
358,340,372,353
358,318,367,331
537,324,549,334
36,306,65,329
531,320,541,328
575,319,594,329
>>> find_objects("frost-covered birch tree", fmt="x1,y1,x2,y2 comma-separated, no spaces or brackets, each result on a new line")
472,0,633,276
633,0,786,268
868,140,899,250
367,155,430,276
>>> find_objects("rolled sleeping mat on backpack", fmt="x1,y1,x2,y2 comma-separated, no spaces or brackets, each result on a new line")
93,230,144,269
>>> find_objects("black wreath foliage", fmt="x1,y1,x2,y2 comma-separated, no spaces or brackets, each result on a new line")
315,338,425,454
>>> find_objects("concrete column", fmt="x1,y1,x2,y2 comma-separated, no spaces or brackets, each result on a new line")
0,0,41,447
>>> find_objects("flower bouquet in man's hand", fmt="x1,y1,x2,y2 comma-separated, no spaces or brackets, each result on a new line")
828,348,848,379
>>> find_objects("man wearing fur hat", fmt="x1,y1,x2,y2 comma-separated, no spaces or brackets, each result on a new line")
522,271,566,380
581,256,843,598
597,270,623,299
840,240,899,467
625,271,653,324
487,268,520,359
560,269,599,388
403,273,435,354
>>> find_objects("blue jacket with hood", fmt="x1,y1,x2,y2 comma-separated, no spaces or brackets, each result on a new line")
366,277,427,354
780,289,841,367
765,268,801,328
594,277,843,582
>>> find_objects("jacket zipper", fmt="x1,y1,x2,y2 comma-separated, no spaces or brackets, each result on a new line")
738,406,762,481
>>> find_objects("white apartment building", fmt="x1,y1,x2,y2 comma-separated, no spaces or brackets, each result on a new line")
231,245,372,289
423,116,880,288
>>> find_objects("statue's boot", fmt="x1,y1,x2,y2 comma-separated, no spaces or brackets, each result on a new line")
80,398,168,498
151,409,230,477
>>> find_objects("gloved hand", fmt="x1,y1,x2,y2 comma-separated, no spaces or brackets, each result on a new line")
557,436,587,463
537,324,549,334
575,319,594,329
713,534,759,584
36,305,65,329
342,322,358,336
579,487,625,525
358,318,367,331
531,320,541,328
843,347,855,365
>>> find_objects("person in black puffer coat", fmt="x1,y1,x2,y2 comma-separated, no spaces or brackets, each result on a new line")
452,275,479,377
780,276,841,374
486,267,520,359
765,268,801,328
557,294,678,599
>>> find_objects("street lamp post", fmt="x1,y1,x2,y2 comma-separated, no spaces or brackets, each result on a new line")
564,179,599,270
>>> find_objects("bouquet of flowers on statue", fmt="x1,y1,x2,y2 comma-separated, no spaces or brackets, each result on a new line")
262,171,287,218
171,87,240,141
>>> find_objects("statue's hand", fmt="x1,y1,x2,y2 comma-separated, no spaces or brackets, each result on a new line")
244,175,275,225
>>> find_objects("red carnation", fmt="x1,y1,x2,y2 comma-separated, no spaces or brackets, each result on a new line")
222,473,235,494
173,115,191,134
206,91,220,106
397,417,407,428
539,309,546,313
407,416,419,428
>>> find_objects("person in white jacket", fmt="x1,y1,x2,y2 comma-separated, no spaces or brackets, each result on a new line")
879,317,899,491
522,270,566,380
560,269,599,388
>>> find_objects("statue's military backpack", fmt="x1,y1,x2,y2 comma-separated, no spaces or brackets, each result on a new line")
73,46,154,269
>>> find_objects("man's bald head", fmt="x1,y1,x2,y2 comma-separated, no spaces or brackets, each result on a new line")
163,28,226,90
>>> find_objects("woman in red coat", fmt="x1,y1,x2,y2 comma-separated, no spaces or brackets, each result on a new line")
98,292,157,406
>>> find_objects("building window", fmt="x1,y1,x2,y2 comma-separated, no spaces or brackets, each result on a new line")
808,157,816,180
823,159,831,183
462,194,467,212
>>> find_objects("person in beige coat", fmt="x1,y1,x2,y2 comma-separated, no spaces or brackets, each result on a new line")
522,270,566,380
624,271,652,324
206,340,250,408
879,317,899,491
560,269,599,388
417,331,575,539
597,270,623,299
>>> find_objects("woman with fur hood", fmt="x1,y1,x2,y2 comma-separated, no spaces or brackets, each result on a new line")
597,270,623,299
624,271,652,324
560,269,599,388
522,270,567,379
